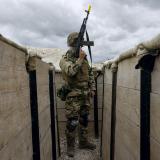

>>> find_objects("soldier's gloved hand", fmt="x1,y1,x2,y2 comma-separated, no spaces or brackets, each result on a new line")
79,50,86,60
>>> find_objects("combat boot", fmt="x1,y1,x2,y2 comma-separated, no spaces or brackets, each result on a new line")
67,145,74,157
79,140,96,150
66,136,75,157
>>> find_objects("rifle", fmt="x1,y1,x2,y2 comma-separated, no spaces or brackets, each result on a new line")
75,5,94,64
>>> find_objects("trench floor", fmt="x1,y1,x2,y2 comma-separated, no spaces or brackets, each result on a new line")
58,137,100,160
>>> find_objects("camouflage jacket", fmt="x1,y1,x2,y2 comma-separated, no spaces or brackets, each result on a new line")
59,47,96,93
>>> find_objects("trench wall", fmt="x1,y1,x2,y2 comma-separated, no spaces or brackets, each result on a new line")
0,38,57,160
102,55,160,160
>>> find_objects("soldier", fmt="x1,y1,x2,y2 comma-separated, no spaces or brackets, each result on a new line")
59,32,96,157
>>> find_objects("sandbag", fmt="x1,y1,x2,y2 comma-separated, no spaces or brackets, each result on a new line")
142,34,160,50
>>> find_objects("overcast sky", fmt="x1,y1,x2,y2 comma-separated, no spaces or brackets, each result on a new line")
0,0,160,62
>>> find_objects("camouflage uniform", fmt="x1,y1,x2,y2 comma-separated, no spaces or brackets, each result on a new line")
59,32,96,157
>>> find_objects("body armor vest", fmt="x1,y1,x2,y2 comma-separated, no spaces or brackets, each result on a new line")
62,56,90,89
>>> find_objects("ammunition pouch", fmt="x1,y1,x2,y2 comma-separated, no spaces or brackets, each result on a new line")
57,85,71,101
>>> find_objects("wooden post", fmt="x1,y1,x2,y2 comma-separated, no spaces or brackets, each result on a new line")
110,67,118,160
49,66,58,160
28,57,41,160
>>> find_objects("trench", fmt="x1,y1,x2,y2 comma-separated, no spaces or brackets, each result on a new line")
1,34,160,160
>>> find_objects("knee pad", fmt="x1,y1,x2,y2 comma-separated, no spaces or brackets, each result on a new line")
66,118,79,132
79,114,88,127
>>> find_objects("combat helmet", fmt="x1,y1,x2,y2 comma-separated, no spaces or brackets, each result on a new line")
67,32,79,47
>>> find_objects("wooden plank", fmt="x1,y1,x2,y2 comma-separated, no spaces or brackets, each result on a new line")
0,125,32,160
40,131,52,160
150,137,160,160
152,56,160,94
150,93,160,143
117,57,140,90
116,86,140,126
114,111,140,160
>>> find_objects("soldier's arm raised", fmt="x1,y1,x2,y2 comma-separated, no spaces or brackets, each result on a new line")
59,56,83,77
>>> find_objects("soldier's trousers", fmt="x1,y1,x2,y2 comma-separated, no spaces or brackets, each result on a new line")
65,95,90,142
